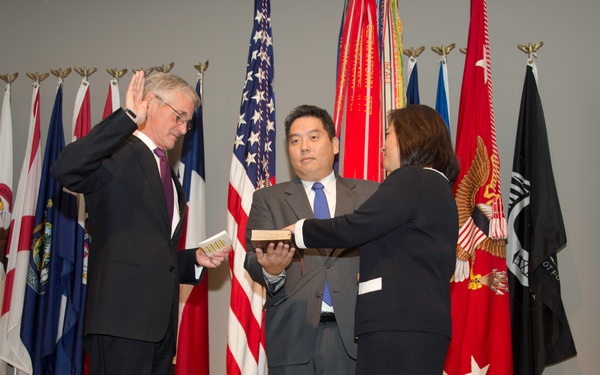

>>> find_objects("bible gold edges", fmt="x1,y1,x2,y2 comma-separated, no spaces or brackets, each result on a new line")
250,229,296,249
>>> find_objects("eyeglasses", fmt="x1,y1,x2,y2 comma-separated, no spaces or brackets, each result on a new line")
155,95,193,131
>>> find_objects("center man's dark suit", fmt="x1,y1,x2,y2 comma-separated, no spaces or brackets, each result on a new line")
244,176,378,368
51,109,202,346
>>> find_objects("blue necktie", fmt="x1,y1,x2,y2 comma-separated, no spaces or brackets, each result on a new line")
312,182,333,307
154,148,174,224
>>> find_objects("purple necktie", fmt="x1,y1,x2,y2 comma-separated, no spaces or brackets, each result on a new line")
312,182,333,307
154,148,174,224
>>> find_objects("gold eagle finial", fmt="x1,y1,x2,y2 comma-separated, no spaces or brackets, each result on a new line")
106,68,128,80
50,68,72,80
154,62,175,73
194,61,209,74
460,47,467,55
517,42,543,63
74,66,97,79
26,71,50,84
0,73,18,84
431,43,456,56
517,42,543,55
402,46,425,59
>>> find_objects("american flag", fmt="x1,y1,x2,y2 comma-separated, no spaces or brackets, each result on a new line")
226,0,275,373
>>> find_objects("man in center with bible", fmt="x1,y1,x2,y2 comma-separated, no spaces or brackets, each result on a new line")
244,105,378,374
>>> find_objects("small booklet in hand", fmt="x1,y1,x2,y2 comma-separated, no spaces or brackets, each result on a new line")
198,230,232,257
250,229,295,249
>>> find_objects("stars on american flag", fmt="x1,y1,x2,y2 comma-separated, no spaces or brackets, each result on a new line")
233,0,276,188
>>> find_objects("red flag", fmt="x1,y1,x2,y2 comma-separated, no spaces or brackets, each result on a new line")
334,0,403,182
226,0,275,373
102,77,121,120
0,81,43,374
444,0,513,374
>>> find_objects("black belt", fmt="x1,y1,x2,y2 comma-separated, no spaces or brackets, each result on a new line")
319,312,336,323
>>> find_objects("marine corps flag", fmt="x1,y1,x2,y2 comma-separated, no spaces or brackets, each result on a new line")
507,61,577,375
444,0,513,374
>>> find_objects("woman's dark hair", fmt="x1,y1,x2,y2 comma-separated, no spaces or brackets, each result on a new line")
388,104,459,183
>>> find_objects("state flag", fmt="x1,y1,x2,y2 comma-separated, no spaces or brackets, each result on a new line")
0,81,43,374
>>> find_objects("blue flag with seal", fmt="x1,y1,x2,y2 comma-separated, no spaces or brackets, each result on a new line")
21,80,66,374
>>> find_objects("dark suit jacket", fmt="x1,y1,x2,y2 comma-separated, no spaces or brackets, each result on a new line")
244,176,378,367
302,167,458,339
51,109,202,343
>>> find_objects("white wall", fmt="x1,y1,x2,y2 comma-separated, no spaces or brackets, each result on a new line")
1,0,598,374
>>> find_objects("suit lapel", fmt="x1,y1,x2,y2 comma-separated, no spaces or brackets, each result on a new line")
330,178,359,258
335,178,359,216
285,177,360,259
284,178,314,220
172,169,185,237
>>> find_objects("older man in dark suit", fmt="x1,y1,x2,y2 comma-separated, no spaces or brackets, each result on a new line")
244,105,378,375
51,71,230,375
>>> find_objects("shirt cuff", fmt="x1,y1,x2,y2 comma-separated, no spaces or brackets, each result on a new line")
195,264,203,279
295,219,307,248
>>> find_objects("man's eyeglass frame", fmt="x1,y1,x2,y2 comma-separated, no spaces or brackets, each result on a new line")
155,95,193,131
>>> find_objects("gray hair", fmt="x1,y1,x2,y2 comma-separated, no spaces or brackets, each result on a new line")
144,72,200,108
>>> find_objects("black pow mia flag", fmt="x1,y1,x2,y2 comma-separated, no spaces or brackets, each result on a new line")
507,63,577,375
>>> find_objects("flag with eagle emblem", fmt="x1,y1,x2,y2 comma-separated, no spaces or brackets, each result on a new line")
443,0,513,374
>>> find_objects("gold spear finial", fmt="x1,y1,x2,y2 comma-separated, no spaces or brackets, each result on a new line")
154,62,174,73
133,67,154,78
50,68,72,80
402,46,425,59
106,68,128,80
431,43,456,56
194,61,209,74
0,73,18,84
74,66,97,79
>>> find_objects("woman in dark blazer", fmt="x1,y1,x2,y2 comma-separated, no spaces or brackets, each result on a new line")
289,104,460,375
